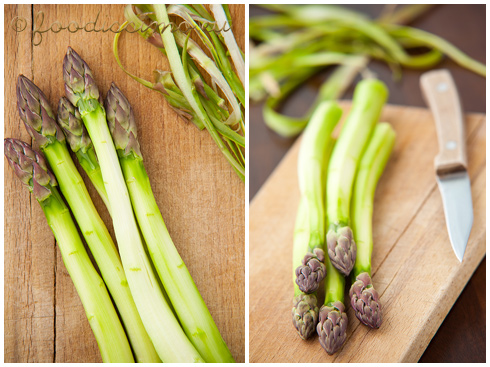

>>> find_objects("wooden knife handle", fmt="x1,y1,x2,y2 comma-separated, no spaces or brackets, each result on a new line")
420,69,467,176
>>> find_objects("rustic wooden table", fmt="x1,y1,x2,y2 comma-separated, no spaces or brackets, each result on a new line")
250,4,485,363
5,4,245,363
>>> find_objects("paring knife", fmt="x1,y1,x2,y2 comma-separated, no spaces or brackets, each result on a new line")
420,69,473,262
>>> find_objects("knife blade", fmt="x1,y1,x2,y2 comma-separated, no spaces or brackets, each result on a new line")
420,69,473,262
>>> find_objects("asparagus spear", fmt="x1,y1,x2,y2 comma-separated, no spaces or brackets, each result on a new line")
63,47,204,362
295,101,342,293
292,198,319,339
16,75,159,362
4,139,134,362
326,79,388,276
349,123,395,328
57,97,110,211
317,262,348,355
104,82,234,362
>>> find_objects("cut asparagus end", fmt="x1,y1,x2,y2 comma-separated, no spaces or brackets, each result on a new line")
349,272,382,328
16,75,65,148
63,46,100,114
292,293,319,340
57,97,92,153
316,301,348,355
326,224,357,276
4,138,57,202
104,82,142,159
295,248,326,293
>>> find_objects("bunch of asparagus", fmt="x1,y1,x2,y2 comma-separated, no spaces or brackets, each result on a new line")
250,4,485,137
6,46,234,363
292,79,395,355
114,4,245,181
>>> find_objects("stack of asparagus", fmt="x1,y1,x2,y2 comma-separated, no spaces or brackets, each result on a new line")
6,46,234,363
291,79,396,354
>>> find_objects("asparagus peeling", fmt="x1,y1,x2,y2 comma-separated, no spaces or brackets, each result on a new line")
295,101,342,293
63,47,204,363
4,139,134,363
326,79,388,276
349,122,396,329
16,75,159,362
104,82,234,362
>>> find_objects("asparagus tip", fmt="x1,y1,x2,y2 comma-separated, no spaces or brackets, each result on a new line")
16,74,65,148
317,301,348,355
292,293,319,340
4,138,57,201
326,225,357,276
349,272,382,328
295,248,326,293
104,83,142,158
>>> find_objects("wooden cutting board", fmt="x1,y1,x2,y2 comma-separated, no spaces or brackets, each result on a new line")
249,103,485,363
4,4,244,363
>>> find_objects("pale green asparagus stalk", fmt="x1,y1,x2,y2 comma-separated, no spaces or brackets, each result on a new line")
16,75,159,362
63,46,203,363
104,82,234,362
295,101,342,293
4,139,134,363
349,122,396,329
326,79,388,276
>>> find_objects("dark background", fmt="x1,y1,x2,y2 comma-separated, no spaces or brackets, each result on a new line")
249,4,485,363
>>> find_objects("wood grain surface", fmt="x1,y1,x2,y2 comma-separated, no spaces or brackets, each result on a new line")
4,4,244,363
249,103,486,363
249,4,486,362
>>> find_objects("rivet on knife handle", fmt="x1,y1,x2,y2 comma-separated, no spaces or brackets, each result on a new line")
420,69,467,176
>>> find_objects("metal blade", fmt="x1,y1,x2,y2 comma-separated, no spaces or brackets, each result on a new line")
436,171,473,262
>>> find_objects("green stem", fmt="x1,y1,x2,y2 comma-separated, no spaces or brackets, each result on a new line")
326,79,388,225
81,105,204,362
298,102,342,253
351,123,396,278
41,189,134,362
119,155,234,363
324,258,345,305
74,146,110,212
42,141,159,362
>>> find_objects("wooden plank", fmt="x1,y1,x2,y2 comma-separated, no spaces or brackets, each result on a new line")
6,4,244,362
4,4,56,363
249,104,485,363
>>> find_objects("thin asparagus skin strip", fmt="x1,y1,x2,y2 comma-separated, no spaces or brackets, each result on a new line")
211,4,245,85
152,4,244,181
57,97,110,212
292,197,319,340
4,139,134,363
63,47,204,363
16,75,159,362
326,79,388,276
350,123,395,329
263,55,368,137
105,83,234,362
295,101,342,294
